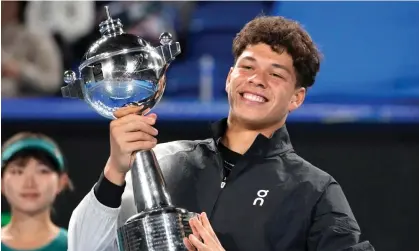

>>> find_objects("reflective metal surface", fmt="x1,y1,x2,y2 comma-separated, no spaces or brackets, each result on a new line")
117,207,197,251
62,6,196,251
61,6,180,119
131,150,173,212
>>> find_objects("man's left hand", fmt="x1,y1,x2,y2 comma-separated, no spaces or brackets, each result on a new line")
183,212,225,251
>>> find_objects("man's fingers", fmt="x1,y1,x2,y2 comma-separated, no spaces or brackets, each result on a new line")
200,212,221,245
189,218,201,240
122,120,158,136
113,106,143,118
189,234,207,250
125,141,157,153
191,217,215,246
111,113,157,129
183,237,197,251
113,106,155,119
201,212,214,234
145,112,157,120
123,131,157,143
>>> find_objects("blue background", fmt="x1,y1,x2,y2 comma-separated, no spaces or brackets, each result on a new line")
2,1,419,123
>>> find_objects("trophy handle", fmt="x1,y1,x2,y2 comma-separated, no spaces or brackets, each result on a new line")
156,32,181,64
130,150,173,212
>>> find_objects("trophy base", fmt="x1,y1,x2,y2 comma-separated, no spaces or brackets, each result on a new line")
117,207,197,251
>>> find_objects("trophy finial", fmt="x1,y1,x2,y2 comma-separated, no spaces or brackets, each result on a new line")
64,70,76,84
99,6,124,37
159,32,173,45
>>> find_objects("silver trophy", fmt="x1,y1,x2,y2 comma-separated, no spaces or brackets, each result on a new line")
62,6,196,251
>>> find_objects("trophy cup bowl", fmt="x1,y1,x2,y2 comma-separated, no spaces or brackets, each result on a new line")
62,6,196,251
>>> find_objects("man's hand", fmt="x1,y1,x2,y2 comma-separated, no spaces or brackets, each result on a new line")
104,106,158,185
183,212,225,251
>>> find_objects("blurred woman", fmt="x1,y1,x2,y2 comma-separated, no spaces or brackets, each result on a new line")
1,1,62,98
1,132,72,251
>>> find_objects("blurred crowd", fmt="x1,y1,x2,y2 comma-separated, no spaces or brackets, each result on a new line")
1,1,196,98
2,1,416,104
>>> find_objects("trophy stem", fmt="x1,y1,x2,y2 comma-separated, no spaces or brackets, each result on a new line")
130,150,173,212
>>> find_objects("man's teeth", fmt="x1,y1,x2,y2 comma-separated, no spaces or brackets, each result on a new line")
243,93,265,103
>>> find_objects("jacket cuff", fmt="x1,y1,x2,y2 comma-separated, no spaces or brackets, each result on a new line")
94,171,126,208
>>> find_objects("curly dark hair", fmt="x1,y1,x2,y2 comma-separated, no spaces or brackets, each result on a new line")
232,15,322,89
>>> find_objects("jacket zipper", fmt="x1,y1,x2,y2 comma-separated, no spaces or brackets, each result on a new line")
220,176,227,188
209,152,228,220
210,176,227,220
211,158,249,218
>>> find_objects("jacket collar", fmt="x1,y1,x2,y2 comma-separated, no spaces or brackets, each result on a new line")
210,118,293,158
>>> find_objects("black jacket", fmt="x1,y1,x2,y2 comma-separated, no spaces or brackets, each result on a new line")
95,119,375,251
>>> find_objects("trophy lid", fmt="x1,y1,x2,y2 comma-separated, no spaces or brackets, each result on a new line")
79,6,152,71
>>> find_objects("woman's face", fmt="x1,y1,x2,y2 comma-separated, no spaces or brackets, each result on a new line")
1,157,64,215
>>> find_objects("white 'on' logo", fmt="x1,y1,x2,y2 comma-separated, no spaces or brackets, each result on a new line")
253,190,269,206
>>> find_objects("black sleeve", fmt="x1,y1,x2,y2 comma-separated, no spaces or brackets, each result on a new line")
307,182,375,251
93,171,126,208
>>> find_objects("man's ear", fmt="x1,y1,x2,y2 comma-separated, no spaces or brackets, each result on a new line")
225,67,234,93
288,87,306,112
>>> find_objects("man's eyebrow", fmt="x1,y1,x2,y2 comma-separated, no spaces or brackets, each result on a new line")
240,56,292,74
271,63,292,74
241,56,256,62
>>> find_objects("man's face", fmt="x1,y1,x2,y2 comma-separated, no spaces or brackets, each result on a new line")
226,43,306,129
1,157,63,215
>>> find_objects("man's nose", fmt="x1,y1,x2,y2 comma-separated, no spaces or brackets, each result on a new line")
248,72,266,89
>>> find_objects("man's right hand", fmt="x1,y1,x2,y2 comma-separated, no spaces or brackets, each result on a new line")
105,106,159,185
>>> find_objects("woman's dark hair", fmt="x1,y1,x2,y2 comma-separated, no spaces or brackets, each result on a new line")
1,132,74,192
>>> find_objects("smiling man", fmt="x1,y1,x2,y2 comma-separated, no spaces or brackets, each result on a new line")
68,16,375,251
